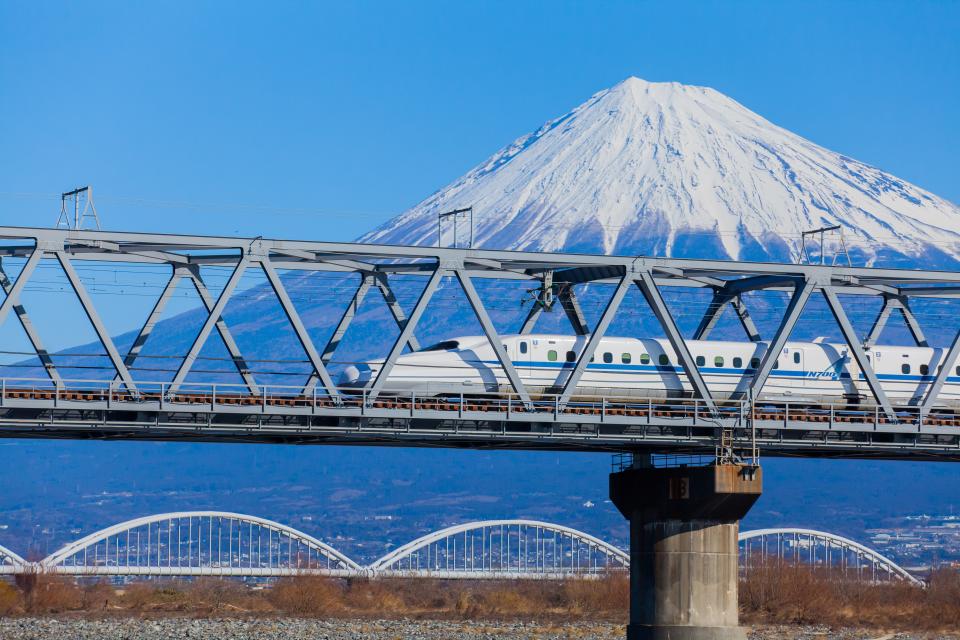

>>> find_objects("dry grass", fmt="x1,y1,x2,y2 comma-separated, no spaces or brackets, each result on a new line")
0,567,956,631
739,565,960,631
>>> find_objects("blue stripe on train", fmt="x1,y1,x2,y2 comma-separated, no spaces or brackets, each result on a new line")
478,360,954,383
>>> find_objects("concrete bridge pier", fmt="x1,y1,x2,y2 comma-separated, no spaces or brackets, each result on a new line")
610,459,762,640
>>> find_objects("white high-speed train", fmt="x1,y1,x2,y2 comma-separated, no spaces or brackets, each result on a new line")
339,334,960,406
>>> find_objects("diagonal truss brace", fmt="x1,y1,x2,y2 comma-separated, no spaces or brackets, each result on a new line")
746,278,815,400
635,270,718,414
694,289,761,342
821,287,897,421
116,268,183,377
864,295,927,348
168,258,250,395
259,258,339,398
302,271,422,394
0,257,62,384
367,268,443,403
55,251,138,392
455,269,533,408
183,265,258,394
921,326,960,412
556,274,631,407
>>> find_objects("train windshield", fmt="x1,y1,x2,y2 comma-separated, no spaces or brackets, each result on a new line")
420,340,460,352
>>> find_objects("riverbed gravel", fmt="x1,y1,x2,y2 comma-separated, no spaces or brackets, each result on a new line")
0,619,956,639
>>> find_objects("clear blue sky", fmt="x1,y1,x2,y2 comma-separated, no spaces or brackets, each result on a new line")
1,1,957,242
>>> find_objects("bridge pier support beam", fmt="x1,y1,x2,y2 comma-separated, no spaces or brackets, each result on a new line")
610,460,762,640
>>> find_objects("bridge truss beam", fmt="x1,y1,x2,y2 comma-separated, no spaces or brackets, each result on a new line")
0,227,958,458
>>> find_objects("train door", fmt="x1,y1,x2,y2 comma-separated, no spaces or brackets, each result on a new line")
518,338,533,385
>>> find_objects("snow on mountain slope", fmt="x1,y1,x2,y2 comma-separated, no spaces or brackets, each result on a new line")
362,77,960,266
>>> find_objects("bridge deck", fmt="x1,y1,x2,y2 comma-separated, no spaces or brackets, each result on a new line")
1,382,957,459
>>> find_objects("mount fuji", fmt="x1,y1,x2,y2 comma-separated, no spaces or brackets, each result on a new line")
363,77,960,267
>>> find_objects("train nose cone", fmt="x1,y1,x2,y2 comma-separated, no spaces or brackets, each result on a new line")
340,366,361,386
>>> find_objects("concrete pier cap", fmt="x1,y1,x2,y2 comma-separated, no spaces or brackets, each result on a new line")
610,459,762,640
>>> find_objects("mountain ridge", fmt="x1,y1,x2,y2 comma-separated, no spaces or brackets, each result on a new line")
362,77,960,267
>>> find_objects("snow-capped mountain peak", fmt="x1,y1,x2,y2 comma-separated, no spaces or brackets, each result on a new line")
362,77,960,267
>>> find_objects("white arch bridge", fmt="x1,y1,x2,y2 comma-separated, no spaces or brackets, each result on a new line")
0,511,920,584
0,512,920,585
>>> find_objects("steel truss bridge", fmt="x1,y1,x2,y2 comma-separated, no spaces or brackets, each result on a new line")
0,512,920,585
0,227,958,459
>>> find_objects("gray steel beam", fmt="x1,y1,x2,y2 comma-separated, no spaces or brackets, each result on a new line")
692,291,728,341
897,298,928,347
322,274,374,363
0,257,61,384
54,251,138,392
864,296,928,349
116,269,183,374
367,268,443,403
518,302,542,335
0,246,43,329
374,273,420,352
730,295,762,342
557,274,631,407
747,279,815,398
558,286,589,335
183,265,258,394
301,274,376,395
864,296,896,349
821,287,897,421
921,328,960,412
635,270,718,413
259,259,339,398
454,269,533,407
168,258,250,394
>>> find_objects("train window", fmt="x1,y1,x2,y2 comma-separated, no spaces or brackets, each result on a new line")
621,353,632,364
956,365,960,376
901,363,911,374
602,352,613,364
547,350,558,362
793,352,801,364
519,341,528,354
695,355,705,367
640,354,650,365
714,356,724,367
733,357,743,368
659,354,670,366
774,359,779,369
920,364,929,376
750,358,760,369
566,350,576,362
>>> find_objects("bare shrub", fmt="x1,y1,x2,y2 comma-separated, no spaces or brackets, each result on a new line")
21,575,82,613
269,575,342,616
80,580,115,611
0,580,20,616
188,578,249,613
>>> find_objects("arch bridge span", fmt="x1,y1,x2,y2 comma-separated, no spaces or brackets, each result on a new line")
0,512,921,584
